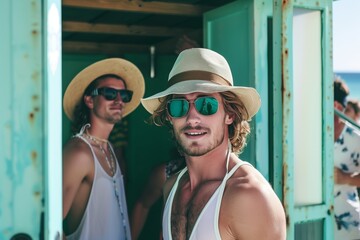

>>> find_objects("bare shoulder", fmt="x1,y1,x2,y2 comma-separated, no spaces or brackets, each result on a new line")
63,137,94,172
221,162,286,240
64,137,90,156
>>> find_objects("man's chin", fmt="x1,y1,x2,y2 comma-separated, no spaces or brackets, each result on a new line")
109,115,123,124
181,146,208,157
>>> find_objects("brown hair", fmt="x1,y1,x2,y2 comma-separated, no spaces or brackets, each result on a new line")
346,99,360,115
334,75,350,107
149,91,251,155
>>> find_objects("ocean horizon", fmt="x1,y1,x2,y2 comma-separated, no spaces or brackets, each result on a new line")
335,72,360,100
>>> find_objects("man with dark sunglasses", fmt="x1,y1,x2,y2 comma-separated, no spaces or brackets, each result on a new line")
141,48,286,240
62,58,144,240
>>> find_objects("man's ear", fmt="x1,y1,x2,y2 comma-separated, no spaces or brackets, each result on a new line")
225,113,234,125
84,95,94,109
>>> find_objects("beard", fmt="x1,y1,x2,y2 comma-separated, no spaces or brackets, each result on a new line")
93,104,123,124
174,128,225,157
105,114,123,124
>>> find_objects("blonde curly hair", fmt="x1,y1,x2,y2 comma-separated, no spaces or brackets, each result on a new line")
149,91,251,155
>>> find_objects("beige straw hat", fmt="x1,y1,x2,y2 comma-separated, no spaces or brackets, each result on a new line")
141,48,260,120
63,58,145,121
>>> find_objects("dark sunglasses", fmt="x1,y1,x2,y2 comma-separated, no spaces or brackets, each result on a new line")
167,96,219,118
91,87,133,103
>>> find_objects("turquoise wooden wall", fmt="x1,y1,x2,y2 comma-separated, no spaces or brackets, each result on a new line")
272,0,334,239
0,0,62,239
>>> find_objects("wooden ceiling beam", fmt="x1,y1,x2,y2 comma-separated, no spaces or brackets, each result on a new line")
62,0,213,16
63,21,198,37
62,27,202,55
62,41,176,55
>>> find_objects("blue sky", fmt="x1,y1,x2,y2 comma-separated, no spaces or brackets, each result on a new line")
333,0,360,73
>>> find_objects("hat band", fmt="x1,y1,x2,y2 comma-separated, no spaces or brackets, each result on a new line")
168,71,232,87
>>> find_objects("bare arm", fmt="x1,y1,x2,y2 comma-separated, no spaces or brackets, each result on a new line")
62,139,93,222
335,167,360,186
131,164,166,240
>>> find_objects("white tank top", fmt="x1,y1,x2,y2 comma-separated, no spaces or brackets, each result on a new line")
162,158,250,240
66,131,131,240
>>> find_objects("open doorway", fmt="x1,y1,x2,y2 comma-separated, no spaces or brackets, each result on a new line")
61,1,235,239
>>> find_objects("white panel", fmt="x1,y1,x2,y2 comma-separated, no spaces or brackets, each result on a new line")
293,8,323,205
45,2,63,239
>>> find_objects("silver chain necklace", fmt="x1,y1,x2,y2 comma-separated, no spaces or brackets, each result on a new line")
84,132,128,239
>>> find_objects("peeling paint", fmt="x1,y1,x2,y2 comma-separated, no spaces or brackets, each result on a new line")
283,162,288,195
31,151,37,165
327,125,331,132
32,71,40,81
29,112,35,122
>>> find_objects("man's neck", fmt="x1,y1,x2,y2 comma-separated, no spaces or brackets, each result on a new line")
184,144,230,189
86,121,114,142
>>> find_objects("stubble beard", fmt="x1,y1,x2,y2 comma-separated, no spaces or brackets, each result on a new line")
175,130,225,157
104,108,123,124
93,105,123,124
106,114,122,124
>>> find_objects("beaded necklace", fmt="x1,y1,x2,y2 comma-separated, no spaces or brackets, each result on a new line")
85,130,115,176
84,130,128,239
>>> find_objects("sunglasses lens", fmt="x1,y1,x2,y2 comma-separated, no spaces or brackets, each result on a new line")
120,90,133,103
167,97,218,118
195,97,218,115
103,88,117,100
96,88,133,102
167,99,189,118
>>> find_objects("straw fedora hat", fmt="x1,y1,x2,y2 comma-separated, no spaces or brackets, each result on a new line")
63,58,145,121
141,48,261,120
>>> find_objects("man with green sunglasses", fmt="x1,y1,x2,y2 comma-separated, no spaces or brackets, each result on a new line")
141,48,286,240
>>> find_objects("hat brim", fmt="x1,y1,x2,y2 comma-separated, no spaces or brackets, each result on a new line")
141,80,261,120
63,58,145,121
